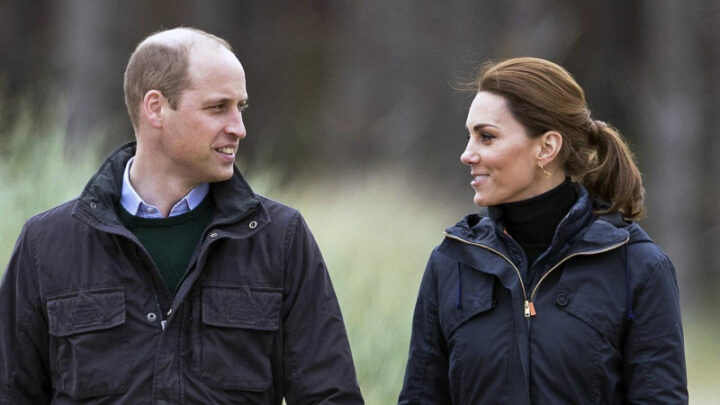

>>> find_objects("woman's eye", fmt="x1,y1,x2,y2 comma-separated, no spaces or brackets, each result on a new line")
480,133,495,142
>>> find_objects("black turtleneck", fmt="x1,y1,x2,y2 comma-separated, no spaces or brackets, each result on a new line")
492,177,577,281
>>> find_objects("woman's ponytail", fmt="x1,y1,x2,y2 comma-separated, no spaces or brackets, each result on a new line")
582,120,645,219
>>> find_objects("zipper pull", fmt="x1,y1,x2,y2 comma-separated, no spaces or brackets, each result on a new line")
524,300,537,318
524,300,531,317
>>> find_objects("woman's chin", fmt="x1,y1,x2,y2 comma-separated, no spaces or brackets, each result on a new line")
473,194,490,207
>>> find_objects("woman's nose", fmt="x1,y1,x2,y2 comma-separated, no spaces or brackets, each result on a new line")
460,141,478,166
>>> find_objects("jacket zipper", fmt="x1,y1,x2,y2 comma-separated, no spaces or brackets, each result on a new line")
168,212,258,321
444,232,629,318
444,232,532,317
109,228,169,330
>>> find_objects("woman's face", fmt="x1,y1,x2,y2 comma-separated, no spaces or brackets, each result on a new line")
461,91,548,207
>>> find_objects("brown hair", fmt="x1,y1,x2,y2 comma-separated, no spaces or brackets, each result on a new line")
123,27,232,129
471,57,645,219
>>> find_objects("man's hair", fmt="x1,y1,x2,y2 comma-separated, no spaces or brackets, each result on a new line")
123,27,232,129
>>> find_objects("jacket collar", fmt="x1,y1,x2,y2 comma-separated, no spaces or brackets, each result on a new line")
72,142,263,232
441,185,633,269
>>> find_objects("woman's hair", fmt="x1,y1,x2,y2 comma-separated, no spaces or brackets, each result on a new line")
471,57,645,219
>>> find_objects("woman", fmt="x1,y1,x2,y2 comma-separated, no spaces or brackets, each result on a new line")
399,57,687,404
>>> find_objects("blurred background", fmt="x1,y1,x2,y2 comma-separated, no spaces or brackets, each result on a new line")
1,0,718,402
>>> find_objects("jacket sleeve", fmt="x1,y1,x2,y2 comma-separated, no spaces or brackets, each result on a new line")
623,253,688,403
398,251,451,404
280,212,363,404
0,222,52,404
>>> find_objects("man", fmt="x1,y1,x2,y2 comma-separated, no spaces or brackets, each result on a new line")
0,27,363,404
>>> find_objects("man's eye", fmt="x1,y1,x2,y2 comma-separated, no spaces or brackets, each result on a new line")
210,104,225,111
239,103,249,112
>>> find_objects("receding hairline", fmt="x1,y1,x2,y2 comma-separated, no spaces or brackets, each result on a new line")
136,27,231,55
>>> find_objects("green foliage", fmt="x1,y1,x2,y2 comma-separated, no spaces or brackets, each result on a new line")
0,99,102,264
252,172,459,403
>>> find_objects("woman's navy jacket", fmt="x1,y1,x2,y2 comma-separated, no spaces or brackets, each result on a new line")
399,186,688,404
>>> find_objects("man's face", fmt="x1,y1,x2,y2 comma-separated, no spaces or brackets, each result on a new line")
159,45,248,187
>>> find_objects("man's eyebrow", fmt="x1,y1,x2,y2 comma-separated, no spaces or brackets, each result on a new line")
205,97,249,105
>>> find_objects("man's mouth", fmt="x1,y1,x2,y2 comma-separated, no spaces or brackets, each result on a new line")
216,146,236,155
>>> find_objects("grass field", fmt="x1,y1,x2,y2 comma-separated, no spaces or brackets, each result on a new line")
251,171,460,403
1,129,718,403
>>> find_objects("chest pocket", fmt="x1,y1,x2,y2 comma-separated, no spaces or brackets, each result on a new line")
554,258,627,351
438,267,516,403
440,268,497,339
191,283,282,391
558,288,624,350
46,287,130,399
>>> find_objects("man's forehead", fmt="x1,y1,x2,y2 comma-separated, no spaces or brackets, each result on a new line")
187,45,244,76
184,47,246,97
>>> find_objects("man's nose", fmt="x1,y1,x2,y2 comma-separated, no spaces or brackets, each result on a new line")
226,110,246,139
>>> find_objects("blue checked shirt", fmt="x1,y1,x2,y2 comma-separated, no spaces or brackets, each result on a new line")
120,157,209,218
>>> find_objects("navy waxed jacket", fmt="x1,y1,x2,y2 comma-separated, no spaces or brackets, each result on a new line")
399,186,687,404
0,143,363,404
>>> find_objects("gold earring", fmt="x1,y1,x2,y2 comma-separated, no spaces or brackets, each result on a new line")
539,162,552,179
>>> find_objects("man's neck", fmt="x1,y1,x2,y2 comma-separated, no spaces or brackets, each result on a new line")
129,156,199,218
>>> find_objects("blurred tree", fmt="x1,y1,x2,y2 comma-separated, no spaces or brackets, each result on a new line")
690,0,720,310
0,0,717,305
637,0,705,308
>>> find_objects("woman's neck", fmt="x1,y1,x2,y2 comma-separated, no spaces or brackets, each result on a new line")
491,177,577,265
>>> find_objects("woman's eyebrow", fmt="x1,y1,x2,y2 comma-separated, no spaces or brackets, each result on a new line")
467,123,498,132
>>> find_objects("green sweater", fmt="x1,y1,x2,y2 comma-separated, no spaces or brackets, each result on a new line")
117,195,214,294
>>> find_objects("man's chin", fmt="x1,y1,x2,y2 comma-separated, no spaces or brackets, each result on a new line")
208,170,235,184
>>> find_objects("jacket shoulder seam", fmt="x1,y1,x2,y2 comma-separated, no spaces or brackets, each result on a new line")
281,210,303,271
280,210,305,395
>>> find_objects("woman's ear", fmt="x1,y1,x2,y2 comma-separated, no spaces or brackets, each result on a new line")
537,130,563,167
142,90,165,129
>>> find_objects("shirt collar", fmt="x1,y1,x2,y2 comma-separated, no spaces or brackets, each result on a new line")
120,157,209,218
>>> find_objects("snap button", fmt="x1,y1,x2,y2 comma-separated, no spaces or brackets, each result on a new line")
209,232,218,238
555,293,569,306
90,202,97,209
146,312,158,322
249,220,258,229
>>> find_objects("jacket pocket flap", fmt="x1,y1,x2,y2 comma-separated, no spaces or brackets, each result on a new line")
562,291,623,345
441,270,496,337
202,285,281,331
47,287,126,337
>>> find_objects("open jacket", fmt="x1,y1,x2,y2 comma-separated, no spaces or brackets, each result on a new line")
0,143,363,404
399,186,687,404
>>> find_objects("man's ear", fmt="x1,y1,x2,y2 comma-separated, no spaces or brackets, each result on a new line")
537,130,563,167
142,90,164,129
